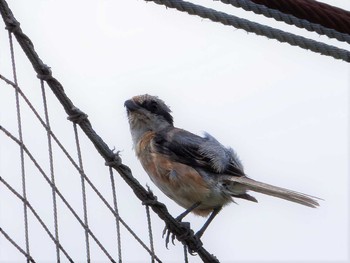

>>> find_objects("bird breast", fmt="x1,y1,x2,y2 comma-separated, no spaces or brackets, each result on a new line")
135,131,231,216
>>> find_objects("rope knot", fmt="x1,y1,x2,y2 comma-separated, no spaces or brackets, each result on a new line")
105,152,122,167
142,199,165,208
5,17,20,33
37,66,53,81
67,107,88,124
142,186,166,208
184,234,203,255
173,221,203,255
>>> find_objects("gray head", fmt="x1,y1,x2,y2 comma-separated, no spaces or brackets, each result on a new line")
124,94,173,145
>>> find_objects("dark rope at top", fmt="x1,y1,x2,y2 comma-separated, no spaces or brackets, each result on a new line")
144,0,350,62
250,0,350,35
0,0,219,262
220,0,350,44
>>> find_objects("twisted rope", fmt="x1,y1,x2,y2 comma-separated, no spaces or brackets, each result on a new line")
220,0,350,44
0,1,219,261
145,0,350,62
250,0,350,35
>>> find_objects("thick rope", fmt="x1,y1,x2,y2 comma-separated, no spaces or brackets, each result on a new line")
250,0,350,35
0,227,35,263
220,0,350,44
0,1,219,261
144,0,350,62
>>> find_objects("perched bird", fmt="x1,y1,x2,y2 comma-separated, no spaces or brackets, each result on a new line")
125,94,320,241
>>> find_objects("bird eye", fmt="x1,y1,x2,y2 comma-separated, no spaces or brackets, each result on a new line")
148,101,158,112
141,100,158,112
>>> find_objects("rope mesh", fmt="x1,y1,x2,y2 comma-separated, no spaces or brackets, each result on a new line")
0,0,217,262
0,68,167,262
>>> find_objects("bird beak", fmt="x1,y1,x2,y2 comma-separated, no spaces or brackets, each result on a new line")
124,99,140,113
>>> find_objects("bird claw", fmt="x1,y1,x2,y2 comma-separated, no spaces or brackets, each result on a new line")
162,221,190,248
162,226,175,249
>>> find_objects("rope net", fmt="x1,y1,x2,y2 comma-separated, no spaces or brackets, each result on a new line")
0,32,162,263
0,0,218,262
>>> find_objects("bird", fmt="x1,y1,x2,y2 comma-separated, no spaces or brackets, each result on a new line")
124,94,320,243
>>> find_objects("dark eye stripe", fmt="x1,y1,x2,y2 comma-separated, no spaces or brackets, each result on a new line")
142,100,173,125
142,100,157,112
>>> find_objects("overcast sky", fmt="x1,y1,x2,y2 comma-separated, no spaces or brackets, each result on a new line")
0,0,349,262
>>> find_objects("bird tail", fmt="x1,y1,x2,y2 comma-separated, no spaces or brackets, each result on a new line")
223,176,320,208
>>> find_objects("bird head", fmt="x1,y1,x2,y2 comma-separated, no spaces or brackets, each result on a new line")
125,94,173,145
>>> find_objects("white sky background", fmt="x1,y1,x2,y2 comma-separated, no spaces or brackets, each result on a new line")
0,0,349,262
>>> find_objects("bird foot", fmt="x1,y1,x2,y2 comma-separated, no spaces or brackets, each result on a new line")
162,220,190,249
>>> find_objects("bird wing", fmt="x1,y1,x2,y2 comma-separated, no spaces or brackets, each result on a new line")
153,128,321,207
153,127,245,177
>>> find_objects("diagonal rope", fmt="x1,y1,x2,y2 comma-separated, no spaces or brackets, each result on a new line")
0,75,163,262
143,0,350,62
0,227,35,263
0,1,219,261
250,0,350,35
219,0,350,44
73,123,91,262
39,79,60,262
8,30,31,262
0,177,73,262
